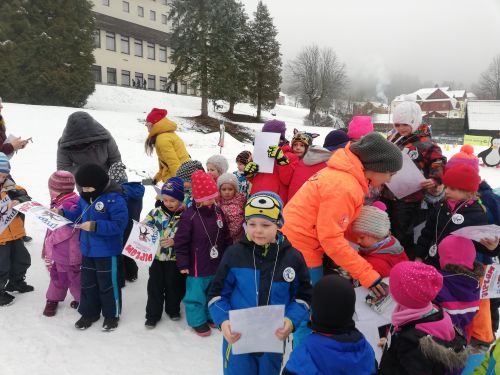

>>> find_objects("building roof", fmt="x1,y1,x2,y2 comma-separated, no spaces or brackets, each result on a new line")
466,100,500,131
372,113,393,124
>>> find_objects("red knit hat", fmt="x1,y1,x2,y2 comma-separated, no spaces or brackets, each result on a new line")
146,108,168,125
446,144,479,172
191,170,219,203
443,164,480,192
48,170,75,194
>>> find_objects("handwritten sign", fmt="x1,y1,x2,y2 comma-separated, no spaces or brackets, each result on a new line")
14,201,72,231
122,220,159,266
480,264,500,299
0,196,18,235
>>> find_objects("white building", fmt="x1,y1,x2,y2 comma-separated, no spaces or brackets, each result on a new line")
91,0,193,94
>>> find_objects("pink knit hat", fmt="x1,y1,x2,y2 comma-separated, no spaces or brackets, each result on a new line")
445,144,479,172
438,235,476,270
389,261,443,309
191,170,219,203
347,116,374,140
48,171,75,195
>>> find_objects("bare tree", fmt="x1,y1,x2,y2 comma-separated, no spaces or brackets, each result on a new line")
287,45,347,121
478,54,500,100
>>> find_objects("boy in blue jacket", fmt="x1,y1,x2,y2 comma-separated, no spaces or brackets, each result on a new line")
208,191,312,375
283,275,376,375
59,164,128,331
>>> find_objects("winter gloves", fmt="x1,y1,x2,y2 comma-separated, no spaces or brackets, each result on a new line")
244,162,259,177
267,146,289,166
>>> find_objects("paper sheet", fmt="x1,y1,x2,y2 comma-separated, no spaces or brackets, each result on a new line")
385,150,426,199
252,132,280,174
451,224,500,242
480,264,500,299
0,196,18,235
14,201,72,231
122,220,159,266
229,305,285,354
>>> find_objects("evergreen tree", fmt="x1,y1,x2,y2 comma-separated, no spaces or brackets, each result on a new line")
0,1,95,107
247,1,282,120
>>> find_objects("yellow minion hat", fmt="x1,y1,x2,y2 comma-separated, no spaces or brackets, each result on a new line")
245,191,284,228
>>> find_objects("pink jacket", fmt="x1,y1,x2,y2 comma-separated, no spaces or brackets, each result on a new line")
43,192,81,266
217,193,246,243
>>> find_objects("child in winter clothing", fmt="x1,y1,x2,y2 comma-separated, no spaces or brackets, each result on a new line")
175,171,232,336
206,155,229,182
472,338,500,374
283,275,376,375
42,171,81,317
59,164,128,331
176,159,205,208
347,116,374,142
233,151,252,198
351,201,408,278
0,153,33,307
433,235,484,342
290,129,319,160
208,191,312,375
143,177,186,327
379,261,468,375
108,161,145,284
216,173,246,243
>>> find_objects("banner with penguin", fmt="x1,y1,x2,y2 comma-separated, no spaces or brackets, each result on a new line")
477,137,500,167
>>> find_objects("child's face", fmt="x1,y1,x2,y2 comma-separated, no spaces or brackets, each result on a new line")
81,187,96,192
207,163,220,180
365,171,397,188
292,142,306,158
445,186,471,201
220,184,236,200
199,198,216,207
236,161,245,173
394,123,413,137
0,172,8,184
246,218,278,246
356,233,383,248
162,196,182,211
184,181,192,189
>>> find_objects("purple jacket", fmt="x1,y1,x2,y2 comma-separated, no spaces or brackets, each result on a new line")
433,262,483,341
43,192,81,266
175,204,232,277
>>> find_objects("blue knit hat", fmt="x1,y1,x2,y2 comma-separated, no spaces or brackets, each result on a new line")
0,153,11,174
245,191,284,228
161,177,185,202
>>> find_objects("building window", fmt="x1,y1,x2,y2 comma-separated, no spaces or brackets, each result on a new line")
102,0,110,6
121,36,129,54
121,70,130,86
122,1,129,12
107,67,117,84
159,46,167,62
92,65,102,82
160,76,168,91
137,6,144,17
150,10,156,21
106,32,116,51
180,81,187,94
135,72,144,88
148,75,156,90
161,14,167,25
93,30,101,48
134,39,143,57
147,43,155,60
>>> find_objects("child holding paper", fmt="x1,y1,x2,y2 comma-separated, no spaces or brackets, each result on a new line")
216,173,246,243
42,171,81,317
208,191,312,375
143,177,186,328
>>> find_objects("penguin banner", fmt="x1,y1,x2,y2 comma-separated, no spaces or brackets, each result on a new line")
478,137,500,168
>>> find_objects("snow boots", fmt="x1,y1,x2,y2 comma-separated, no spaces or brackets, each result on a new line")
0,290,15,306
43,300,58,317
75,315,100,330
6,280,34,293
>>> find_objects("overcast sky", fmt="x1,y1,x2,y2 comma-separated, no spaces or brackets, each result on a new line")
241,0,500,87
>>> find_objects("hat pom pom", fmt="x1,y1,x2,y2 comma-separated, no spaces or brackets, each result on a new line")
460,144,474,155
372,201,387,212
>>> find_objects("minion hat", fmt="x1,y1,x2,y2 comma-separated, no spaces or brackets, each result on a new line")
245,191,284,228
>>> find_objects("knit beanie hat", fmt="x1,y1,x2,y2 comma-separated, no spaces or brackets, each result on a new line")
347,116,374,140
352,201,391,239
191,170,218,203
161,177,185,202
0,153,11,174
176,160,205,182
217,173,239,191
48,170,75,195
262,120,286,139
311,275,355,333
350,132,403,173
108,162,128,184
146,108,168,125
323,130,349,151
393,100,422,133
443,164,480,192
446,145,479,172
291,131,313,149
438,235,476,270
245,191,284,228
75,163,109,190
236,150,252,166
206,155,229,175
390,261,443,309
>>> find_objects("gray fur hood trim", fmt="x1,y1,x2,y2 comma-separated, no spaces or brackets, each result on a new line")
59,111,111,148
442,262,484,281
303,146,332,166
419,335,469,372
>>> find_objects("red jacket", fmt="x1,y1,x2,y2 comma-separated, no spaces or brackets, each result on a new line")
248,144,298,204
358,236,408,278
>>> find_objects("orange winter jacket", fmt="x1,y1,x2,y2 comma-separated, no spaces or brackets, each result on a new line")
0,190,26,245
282,144,381,288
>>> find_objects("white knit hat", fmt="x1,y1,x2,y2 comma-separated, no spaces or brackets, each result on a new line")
393,97,422,133
217,173,239,191
207,155,229,175
352,201,391,239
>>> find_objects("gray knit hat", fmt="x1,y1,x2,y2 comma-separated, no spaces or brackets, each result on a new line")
352,201,391,239
350,132,402,172
206,155,229,175
217,173,239,191
108,161,128,184
176,160,205,182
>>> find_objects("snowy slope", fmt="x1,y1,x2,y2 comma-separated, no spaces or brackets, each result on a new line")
0,84,499,375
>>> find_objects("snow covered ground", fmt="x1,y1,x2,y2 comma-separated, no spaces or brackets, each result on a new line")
0,84,499,375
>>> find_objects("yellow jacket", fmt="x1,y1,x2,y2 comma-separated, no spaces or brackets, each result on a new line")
148,118,190,183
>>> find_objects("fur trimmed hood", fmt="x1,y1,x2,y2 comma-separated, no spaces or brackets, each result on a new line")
441,261,484,281
419,334,469,372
